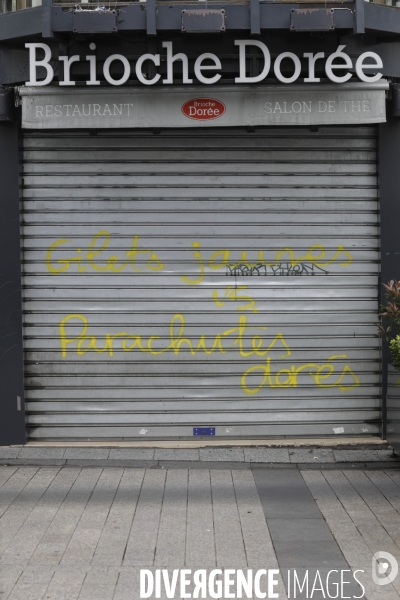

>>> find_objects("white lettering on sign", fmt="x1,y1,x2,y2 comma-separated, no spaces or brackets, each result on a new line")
264,99,373,115
265,101,312,114
24,42,383,87
34,103,135,118
189,106,219,116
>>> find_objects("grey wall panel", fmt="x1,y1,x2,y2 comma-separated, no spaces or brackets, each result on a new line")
21,127,380,440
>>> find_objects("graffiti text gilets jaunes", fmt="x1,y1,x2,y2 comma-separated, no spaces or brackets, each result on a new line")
46,232,352,278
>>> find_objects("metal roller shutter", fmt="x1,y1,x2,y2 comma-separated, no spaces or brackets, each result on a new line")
21,126,381,440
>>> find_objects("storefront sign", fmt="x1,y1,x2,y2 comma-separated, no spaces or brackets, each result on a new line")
25,41,384,87
181,98,226,120
20,83,388,128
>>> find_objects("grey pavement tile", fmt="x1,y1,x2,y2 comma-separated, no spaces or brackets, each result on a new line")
0,567,23,600
113,569,141,600
334,541,375,570
0,466,18,487
199,448,245,462
300,471,377,568
63,449,110,460
0,467,39,517
44,567,87,600
211,470,247,568
356,524,400,564
123,469,167,566
0,448,21,459
268,518,336,542
333,449,381,462
344,470,400,542
154,448,200,461
366,470,400,514
0,468,80,566
154,469,188,567
19,447,66,459
322,470,400,561
232,470,278,567
353,567,400,600
92,468,145,567
387,470,400,488
0,468,60,551
61,468,123,566
281,568,365,600
254,469,323,519
244,447,290,463
29,468,102,566
289,448,335,463
186,470,215,567
108,448,155,461
274,539,347,568
78,569,119,600
19,565,53,574
6,567,54,600
322,471,375,523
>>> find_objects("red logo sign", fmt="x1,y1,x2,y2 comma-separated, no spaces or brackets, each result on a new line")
181,98,225,120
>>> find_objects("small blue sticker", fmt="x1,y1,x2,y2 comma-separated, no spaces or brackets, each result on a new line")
193,428,216,436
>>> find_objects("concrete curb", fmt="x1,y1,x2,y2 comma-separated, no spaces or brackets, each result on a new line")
1,458,400,470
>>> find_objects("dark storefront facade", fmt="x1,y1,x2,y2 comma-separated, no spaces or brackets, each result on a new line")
1,0,400,444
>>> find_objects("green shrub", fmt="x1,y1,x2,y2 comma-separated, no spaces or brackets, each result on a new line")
378,280,400,371
389,336,400,372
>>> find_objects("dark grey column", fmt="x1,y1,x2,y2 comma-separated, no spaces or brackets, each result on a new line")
0,121,25,445
379,119,400,440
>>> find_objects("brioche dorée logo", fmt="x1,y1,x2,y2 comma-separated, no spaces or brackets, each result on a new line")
182,98,225,120
24,41,384,87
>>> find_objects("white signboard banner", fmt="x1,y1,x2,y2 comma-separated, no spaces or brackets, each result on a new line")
20,82,389,129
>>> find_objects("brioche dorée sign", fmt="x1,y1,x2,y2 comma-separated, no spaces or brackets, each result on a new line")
181,98,226,120
20,83,389,129
25,41,384,87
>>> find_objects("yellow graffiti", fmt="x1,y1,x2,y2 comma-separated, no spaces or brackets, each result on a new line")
47,233,353,284
59,313,359,395
59,313,290,360
241,355,360,395
275,244,353,268
47,231,164,274
212,285,258,313
181,242,204,285
181,242,353,285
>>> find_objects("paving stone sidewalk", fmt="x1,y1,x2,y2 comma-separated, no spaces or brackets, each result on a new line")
1,465,400,599
0,445,399,468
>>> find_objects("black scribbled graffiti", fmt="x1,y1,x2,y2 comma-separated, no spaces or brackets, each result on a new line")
226,263,267,276
226,262,328,276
